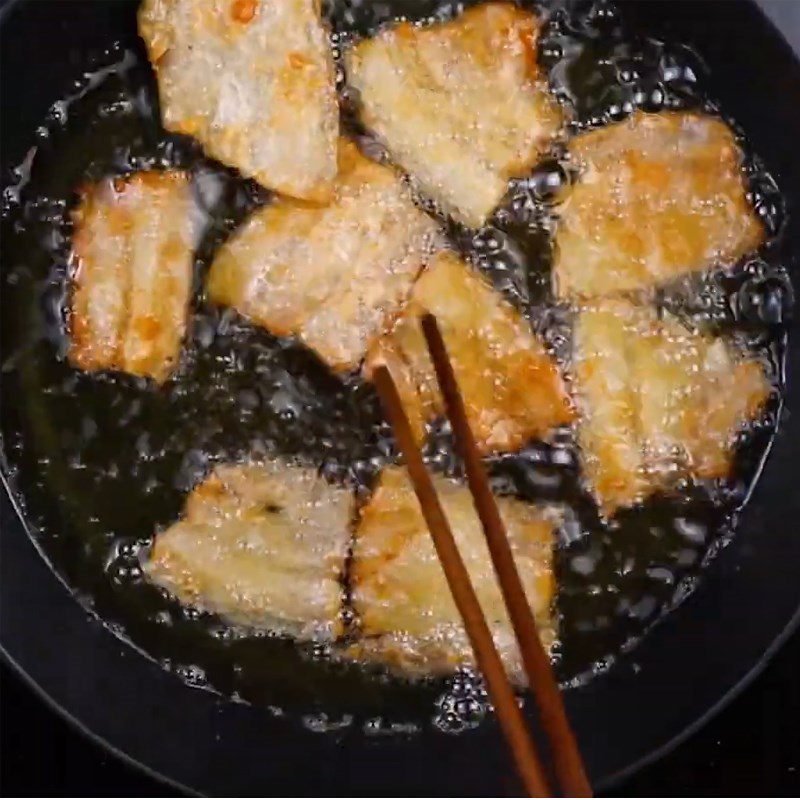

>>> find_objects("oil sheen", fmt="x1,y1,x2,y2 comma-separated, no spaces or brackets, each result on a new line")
0,0,793,734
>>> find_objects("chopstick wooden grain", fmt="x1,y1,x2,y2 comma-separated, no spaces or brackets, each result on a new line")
420,313,592,798
372,363,553,798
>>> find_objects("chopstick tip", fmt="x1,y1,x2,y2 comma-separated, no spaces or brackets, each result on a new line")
420,311,438,335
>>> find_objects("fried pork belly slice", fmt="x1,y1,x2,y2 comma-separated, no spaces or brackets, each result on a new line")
68,171,200,382
573,300,771,516
145,461,353,639
345,2,563,227
349,467,557,682
554,111,764,299
138,0,337,201
631,310,771,481
207,140,440,371
365,251,574,453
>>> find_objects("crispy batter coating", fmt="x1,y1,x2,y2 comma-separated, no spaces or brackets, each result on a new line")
365,251,574,453
554,111,764,298
139,0,338,201
573,299,771,515
68,171,200,382
207,140,441,371
346,2,563,227
146,461,353,639
349,466,557,682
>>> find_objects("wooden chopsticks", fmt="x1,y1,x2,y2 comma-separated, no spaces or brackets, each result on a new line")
371,313,591,798
371,364,552,796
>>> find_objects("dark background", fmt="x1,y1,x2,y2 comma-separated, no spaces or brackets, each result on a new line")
2,631,799,796
3,0,800,796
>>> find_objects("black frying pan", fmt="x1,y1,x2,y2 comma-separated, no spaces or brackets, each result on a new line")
2,0,800,795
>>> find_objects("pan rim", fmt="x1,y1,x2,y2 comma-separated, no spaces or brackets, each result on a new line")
1,0,799,794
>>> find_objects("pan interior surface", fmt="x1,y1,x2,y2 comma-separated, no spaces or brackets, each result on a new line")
1,0,800,794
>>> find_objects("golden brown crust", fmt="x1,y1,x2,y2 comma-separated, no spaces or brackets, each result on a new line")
138,0,338,202
571,300,650,515
230,0,257,24
345,2,564,226
207,138,441,371
68,170,199,383
554,111,764,298
349,466,557,682
146,460,353,639
364,251,574,453
573,299,772,516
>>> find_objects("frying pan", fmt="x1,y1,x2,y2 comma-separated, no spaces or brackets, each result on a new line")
1,0,799,795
